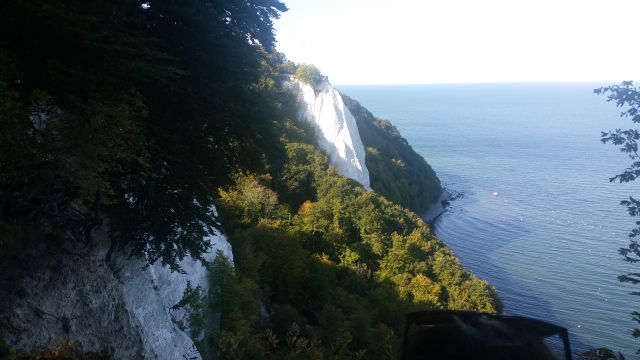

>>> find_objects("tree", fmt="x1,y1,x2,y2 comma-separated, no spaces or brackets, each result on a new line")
597,81,640,345
0,0,288,270
295,64,324,87
342,94,442,214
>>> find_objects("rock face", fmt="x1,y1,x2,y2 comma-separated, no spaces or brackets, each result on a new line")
0,214,233,360
289,78,371,189
117,230,233,360
0,242,146,359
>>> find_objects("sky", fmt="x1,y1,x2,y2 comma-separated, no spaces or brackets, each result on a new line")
274,0,640,85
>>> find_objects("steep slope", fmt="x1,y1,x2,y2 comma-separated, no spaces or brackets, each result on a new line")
288,78,371,189
342,94,442,214
0,0,499,357
117,228,233,359
0,223,232,360
285,70,441,214
212,138,502,358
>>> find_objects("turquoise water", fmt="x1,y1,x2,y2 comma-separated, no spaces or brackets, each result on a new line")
340,83,639,354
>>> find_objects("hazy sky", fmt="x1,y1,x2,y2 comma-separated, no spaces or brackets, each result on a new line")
274,0,640,85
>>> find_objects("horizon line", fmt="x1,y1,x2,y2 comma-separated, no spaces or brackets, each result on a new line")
333,80,633,87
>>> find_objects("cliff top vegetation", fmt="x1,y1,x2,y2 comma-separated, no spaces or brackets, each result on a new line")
295,64,325,88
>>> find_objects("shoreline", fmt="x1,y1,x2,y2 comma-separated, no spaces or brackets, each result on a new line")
423,188,453,228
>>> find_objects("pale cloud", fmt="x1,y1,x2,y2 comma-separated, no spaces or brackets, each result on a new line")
275,0,640,84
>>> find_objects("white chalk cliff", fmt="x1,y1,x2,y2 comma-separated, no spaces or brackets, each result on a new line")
1,207,233,360
289,77,371,189
118,228,233,360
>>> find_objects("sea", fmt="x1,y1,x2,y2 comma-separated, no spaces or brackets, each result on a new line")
339,83,639,355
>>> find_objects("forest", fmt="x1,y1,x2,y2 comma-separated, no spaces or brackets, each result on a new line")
0,0,499,358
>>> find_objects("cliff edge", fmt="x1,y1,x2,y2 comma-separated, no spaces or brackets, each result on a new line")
287,77,371,189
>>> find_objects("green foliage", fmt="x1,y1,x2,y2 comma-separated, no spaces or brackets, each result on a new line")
217,173,286,228
295,64,324,88
171,281,204,312
203,137,500,358
267,52,298,76
597,81,640,350
210,252,260,335
190,250,262,358
0,0,287,269
342,94,442,214
1,2,500,358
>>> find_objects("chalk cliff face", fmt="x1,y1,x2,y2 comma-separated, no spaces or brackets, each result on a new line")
0,240,146,359
1,210,232,360
289,78,371,189
117,229,233,360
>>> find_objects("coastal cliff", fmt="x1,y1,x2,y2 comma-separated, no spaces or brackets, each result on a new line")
287,77,371,189
342,94,442,214
0,2,500,358
0,218,232,360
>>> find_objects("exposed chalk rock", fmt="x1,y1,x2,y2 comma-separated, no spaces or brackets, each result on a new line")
288,77,371,189
0,206,233,360
0,240,146,359
117,229,233,360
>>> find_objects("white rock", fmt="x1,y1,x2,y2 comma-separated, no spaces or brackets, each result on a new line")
150,230,233,333
119,229,233,360
0,248,146,359
288,78,371,189
0,209,233,360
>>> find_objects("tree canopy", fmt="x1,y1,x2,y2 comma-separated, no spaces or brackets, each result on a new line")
342,94,442,214
0,0,287,269
295,64,325,88
1,2,500,358
209,138,500,358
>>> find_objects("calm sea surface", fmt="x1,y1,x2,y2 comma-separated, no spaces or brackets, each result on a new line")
340,83,639,354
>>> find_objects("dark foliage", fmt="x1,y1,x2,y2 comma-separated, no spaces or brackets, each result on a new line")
0,0,286,269
1,2,499,358
342,94,442,214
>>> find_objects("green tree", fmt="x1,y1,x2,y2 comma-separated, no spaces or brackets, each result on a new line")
597,81,640,345
295,64,324,88
342,94,442,214
0,0,287,269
